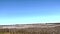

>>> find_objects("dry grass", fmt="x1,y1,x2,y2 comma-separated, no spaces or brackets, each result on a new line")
0,27,60,34
0,24,60,34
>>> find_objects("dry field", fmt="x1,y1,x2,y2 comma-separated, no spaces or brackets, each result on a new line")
0,24,60,34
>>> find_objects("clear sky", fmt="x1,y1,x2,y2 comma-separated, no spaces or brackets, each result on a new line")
0,0,60,25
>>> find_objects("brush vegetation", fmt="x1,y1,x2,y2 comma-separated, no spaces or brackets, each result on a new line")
0,27,59,34
0,24,60,34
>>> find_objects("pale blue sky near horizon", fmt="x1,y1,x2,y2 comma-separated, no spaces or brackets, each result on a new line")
0,0,60,25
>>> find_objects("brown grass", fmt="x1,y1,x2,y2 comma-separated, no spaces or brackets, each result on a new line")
0,24,60,34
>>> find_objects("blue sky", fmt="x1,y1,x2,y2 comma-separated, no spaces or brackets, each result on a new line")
0,0,60,25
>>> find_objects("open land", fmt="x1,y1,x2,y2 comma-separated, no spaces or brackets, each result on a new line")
0,23,60,34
